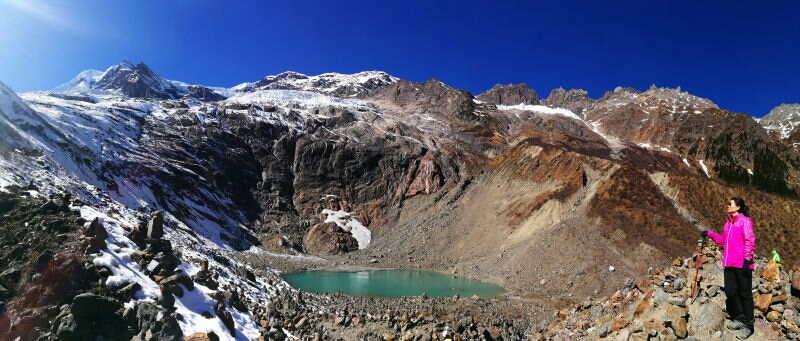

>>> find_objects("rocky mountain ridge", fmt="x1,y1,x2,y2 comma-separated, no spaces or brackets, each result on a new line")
1,61,800,340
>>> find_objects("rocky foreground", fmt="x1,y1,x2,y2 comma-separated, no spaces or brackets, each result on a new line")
535,241,800,340
3,184,800,341
0,187,538,340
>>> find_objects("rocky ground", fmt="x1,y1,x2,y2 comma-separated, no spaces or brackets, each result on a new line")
535,240,800,340
0,187,540,341
2,179,799,341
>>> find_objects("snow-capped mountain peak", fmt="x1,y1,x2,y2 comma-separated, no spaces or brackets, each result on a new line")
761,103,800,140
251,70,398,97
52,69,104,92
53,60,190,100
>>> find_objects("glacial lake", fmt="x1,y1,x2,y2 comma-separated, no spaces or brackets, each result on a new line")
282,269,503,299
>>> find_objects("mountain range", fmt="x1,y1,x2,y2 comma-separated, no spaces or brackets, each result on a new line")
1,61,799,340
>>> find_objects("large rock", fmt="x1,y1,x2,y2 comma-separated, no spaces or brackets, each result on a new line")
688,302,724,333
135,301,183,340
215,303,236,336
303,222,359,256
147,211,165,239
86,217,108,240
160,273,194,297
70,293,121,321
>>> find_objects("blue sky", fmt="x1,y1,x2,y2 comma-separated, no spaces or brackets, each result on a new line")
0,0,798,116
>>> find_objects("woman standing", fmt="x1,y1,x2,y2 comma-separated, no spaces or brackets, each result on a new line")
702,197,756,339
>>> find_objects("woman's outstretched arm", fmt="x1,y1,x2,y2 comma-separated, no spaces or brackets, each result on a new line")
705,229,723,245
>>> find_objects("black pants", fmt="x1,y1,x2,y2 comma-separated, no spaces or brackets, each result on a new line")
724,266,754,329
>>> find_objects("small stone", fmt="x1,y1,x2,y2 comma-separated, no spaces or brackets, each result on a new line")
147,260,160,273
762,260,780,282
609,266,615,272
34,250,53,272
706,285,719,297
118,282,142,298
185,332,219,341
668,296,686,307
754,293,773,313
629,319,644,333
611,318,629,332
674,317,687,338
766,310,781,322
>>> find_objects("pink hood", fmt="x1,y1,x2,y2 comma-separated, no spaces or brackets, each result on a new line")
707,214,756,269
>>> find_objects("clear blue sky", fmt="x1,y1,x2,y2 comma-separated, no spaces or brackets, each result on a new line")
0,0,798,116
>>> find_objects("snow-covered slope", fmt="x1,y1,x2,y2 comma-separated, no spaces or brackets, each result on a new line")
52,69,104,92
251,70,398,97
761,103,800,140
1,80,289,340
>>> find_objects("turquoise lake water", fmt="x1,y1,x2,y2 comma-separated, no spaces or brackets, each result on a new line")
282,269,503,299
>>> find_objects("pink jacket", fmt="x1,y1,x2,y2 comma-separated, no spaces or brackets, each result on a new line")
707,214,756,270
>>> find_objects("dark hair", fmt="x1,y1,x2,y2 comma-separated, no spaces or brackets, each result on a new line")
731,197,750,217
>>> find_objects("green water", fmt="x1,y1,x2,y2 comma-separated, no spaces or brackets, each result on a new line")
282,270,503,299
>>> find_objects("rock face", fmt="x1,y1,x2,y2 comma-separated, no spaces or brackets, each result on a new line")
368,78,477,121
186,85,226,102
253,70,398,98
476,83,539,105
585,86,800,196
542,87,596,116
303,222,359,256
93,60,186,99
761,103,800,148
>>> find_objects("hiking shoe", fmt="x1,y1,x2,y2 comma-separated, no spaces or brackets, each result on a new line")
726,319,746,330
735,326,753,339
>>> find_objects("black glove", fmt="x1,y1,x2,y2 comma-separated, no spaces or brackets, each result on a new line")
700,230,708,237
742,258,752,269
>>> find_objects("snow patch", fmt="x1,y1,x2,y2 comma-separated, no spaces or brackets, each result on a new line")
321,209,372,249
698,160,710,178
496,104,584,122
